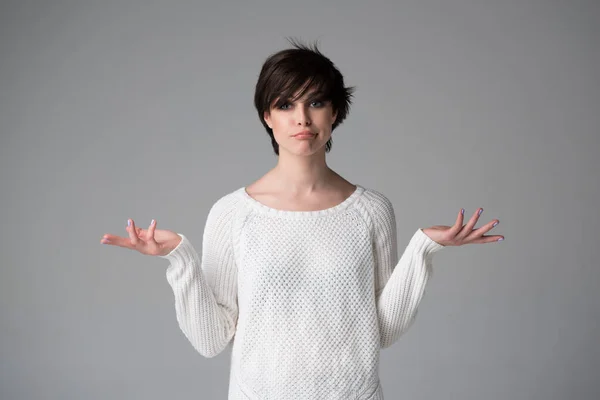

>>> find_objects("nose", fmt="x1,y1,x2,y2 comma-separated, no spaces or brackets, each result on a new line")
294,105,311,126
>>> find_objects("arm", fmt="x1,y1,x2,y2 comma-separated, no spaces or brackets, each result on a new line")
159,198,239,358
370,196,444,349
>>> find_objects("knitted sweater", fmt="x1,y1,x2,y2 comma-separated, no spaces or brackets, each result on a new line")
159,184,445,399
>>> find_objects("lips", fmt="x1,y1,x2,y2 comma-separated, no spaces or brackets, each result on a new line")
292,130,316,137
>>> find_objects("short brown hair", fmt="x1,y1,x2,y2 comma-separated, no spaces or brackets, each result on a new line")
254,38,355,156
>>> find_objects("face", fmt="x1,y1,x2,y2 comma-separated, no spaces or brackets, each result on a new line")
263,89,337,156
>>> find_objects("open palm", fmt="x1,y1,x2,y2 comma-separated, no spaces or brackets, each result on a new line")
422,208,504,246
100,219,181,256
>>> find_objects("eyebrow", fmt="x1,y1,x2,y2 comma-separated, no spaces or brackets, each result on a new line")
302,91,326,100
271,91,328,109
288,91,327,103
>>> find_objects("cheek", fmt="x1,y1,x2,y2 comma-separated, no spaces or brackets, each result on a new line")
278,116,296,129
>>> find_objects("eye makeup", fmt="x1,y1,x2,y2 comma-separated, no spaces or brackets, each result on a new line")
272,90,329,110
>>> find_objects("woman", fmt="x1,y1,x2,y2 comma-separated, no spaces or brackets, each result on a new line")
101,40,503,399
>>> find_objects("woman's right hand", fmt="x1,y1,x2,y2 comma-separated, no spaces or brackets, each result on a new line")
100,219,182,256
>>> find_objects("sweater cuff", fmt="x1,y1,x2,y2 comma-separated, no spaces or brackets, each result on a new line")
158,233,199,265
412,228,445,256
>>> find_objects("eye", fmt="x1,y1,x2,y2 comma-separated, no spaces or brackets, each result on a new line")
276,99,326,110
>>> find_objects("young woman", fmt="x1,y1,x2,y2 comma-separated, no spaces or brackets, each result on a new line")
101,40,503,399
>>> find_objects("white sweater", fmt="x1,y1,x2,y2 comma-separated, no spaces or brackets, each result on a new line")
159,184,445,399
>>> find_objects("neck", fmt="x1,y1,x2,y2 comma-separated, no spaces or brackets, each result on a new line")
269,149,336,195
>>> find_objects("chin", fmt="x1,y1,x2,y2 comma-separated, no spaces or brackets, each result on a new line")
286,144,328,157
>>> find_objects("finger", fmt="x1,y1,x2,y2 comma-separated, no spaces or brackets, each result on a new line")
100,234,135,249
459,208,483,239
128,219,140,246
101,233,122,243
449,208,464,234
101,233,116,243
468,235,504,244
148,219,157,244
465,219,499,241
471,208,484,229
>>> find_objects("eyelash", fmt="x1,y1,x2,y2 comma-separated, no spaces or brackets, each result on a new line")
277,100,325,110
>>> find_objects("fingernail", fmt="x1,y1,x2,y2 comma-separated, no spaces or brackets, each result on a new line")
461,208,465,215
478,208,483,215
492,221,498,227
151,219,155,226
127,219,131,226
498,237,504,241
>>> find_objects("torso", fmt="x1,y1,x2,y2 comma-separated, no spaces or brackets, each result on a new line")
244,172,357,212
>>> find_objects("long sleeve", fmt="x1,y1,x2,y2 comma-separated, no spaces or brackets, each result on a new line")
159,197,239,358
369,195,444,349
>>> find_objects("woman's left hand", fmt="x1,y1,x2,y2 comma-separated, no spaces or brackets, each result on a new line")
422,208,504,247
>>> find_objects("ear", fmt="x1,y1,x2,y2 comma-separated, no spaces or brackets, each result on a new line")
331,109,338,124
263,111,272,129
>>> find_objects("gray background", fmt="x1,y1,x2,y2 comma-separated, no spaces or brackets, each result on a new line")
1,0,598,399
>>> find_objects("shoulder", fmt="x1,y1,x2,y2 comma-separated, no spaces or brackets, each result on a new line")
205,186,249,223
211,186,246,207
352,185,396,235
357,186,396,218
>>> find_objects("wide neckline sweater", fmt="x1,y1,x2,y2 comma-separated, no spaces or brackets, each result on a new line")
159,184,445,399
